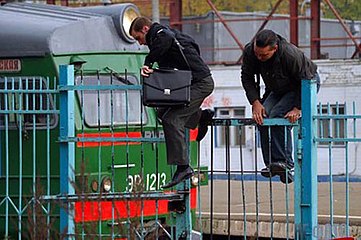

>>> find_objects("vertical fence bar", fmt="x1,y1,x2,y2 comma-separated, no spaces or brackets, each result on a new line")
239,126,247,239
300,78,318,239
17,78,23,240
59,65,75,236
327,103,334,239
344,102,349,237
176,180,192,239
225,124,231,238
31,77,37,240
4,77,9,238
47,77,53,239
176,130,192,239
294,124,302,239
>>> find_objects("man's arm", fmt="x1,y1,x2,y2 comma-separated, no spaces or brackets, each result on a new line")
283,44,305,122
241,49,266,125
241,51,260,105
284,43,314,110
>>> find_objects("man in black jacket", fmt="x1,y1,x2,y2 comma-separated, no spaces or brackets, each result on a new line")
241,29,318,184
129,17,214,188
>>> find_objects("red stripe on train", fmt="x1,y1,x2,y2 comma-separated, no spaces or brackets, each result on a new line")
74,188,197,222
189,129,198,141
76,132,141,147
76,129,198,148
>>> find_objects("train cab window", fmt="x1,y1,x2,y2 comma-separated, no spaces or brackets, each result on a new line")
76,75,146,127
0,77,57,130
318,104,345,146
215,107,246,147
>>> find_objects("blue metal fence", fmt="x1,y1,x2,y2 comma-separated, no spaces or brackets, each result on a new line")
1,65,195,239
299,78,318,240
0,75,59,239
1,66,360,239
196,78,360,239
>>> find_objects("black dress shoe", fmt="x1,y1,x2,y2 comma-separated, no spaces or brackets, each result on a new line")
260,167,273,178
270,162,294,184
196,109,214,142
162,166,194,189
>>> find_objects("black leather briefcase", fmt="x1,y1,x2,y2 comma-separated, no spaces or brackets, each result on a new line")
142,68,191,107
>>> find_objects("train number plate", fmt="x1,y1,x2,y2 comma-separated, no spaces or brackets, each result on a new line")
127,173,167,192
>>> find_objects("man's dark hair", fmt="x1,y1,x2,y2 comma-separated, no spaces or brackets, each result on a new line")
129,17,152,36
255,29,278,48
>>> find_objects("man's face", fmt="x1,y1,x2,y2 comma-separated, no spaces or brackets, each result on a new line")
253,43,278,62
131,26,149,45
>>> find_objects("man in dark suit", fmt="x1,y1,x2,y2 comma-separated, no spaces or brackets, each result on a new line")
130,17,214,188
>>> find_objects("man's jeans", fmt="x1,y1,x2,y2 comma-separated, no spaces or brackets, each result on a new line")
259,91,296,169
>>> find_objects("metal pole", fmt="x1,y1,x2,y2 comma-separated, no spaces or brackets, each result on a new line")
152,0,160,23
206,0,244,51
290,0,299,46
310,0,321,59
170,0,182,31
60,0,68,6
323,0,361,58
300,78,318,239
176,181,192,239
256,0,284,34
236,0,283,63
59,65,75,237
175,129,192,239
294,124,302,239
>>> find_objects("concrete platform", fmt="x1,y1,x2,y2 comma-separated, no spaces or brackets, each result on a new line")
195,180,361,239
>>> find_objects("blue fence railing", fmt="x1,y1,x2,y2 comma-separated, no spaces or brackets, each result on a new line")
2,67,360,239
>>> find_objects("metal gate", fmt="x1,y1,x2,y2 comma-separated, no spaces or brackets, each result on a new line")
2,66,360,239
195,79,361,239
0,73,59,239
0,65,195,239
55,65,194,239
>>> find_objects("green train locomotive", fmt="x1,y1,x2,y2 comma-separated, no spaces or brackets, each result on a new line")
0,2,203,238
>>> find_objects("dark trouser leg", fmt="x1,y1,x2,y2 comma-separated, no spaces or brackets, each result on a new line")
158,76,214,166
259,91,296,169
260,125,294,169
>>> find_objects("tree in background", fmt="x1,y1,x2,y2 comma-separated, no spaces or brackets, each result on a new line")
322,0,361,21
182,0,289,16
182,0,361,20
112,0,360,21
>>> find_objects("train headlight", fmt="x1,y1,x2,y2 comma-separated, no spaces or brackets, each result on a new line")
121,5,140,42
191,175,199,187
102,177,112,192
75,4,140,43
191,172,206,187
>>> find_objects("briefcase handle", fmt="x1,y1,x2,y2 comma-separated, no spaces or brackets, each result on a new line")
153,68,184,73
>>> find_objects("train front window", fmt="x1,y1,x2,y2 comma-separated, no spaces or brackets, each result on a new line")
0,77,57,130
76,75,146,127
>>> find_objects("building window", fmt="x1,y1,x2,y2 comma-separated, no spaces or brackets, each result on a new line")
318,104,345,145
215,107,246,147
